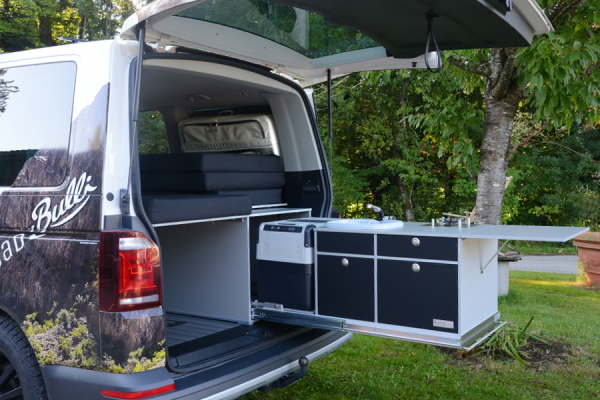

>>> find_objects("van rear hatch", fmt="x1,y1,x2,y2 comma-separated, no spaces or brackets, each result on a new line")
121,0,552,80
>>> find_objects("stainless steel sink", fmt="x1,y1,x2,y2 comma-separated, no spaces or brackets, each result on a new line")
324,219,404,230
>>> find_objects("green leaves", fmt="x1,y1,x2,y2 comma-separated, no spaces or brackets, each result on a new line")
517,0,600,130
477,316,550,367
314,69,482,221
0,0,44,51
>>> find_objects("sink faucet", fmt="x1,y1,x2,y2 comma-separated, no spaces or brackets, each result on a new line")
367,204,385,221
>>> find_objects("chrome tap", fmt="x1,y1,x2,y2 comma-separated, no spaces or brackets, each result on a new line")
366,204,385,221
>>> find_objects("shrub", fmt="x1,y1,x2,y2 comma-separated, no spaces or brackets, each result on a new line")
73,345,84,361
71,323,87,343
57,309,76,328
83,355,101,369
81,338,98,358
59,336,72,360
41,351,55,365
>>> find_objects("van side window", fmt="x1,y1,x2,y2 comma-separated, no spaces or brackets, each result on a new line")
138,111,169,154
0,62,76,187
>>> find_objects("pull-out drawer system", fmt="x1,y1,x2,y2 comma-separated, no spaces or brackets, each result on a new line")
253,223,588,349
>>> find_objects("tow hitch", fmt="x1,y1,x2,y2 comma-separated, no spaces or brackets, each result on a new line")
259,357,309,392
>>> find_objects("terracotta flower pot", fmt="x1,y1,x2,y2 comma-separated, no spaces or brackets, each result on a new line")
573,232,600,284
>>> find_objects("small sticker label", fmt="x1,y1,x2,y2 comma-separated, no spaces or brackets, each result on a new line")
433,319,454,329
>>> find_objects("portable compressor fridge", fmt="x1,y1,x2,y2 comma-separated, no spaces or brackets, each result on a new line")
256,218,332,310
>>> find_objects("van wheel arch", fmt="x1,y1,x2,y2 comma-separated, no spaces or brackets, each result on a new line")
0,311,48,400
0,304,23,326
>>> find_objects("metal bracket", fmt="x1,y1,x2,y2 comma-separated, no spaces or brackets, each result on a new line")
120,189,130,214
252,307,346,331
252,300,285,312
480,240,509,273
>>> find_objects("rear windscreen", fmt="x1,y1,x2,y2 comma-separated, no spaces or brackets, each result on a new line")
175,0,379,59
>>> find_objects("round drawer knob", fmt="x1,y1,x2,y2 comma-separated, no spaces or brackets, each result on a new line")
412,263,420,273
411,237,420,247
341,258,349,267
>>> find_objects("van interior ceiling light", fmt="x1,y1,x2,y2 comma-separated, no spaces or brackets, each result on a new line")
425,12,442,73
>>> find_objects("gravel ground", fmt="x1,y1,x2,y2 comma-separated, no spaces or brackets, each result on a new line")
509,255,580,274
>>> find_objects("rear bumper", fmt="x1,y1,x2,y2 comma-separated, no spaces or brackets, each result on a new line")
42,329,352,400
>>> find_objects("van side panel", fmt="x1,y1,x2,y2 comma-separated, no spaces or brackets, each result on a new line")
99,308,166,372
0,82,108,370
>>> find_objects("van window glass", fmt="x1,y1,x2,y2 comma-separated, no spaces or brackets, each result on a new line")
138,111,169,154
176,0,379,59
0,62,76,187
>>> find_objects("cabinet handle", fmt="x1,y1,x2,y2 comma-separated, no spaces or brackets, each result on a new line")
411,237,420,247
412,263,420,273
341,258,349,267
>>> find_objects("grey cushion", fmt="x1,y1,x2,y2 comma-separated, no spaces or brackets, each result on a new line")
212,189,283,206
203,171,285,191
142,194,252,224
141,171,285,193
139,153,282,173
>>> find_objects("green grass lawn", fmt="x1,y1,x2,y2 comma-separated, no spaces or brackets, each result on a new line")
241,271,600,399
511,240,578,255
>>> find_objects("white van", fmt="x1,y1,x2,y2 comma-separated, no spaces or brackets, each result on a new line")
0,1,577,399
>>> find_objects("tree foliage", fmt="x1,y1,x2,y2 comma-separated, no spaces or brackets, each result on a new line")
0,68,19,114
138,111,169,155
431,0,600,224
316,70,600,226
314,71,483,221
0,0,135,52
2,0,599,228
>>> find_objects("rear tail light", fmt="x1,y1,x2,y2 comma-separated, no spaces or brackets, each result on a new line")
100,231,162,312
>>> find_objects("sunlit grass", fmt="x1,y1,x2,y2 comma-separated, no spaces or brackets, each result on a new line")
242,271,600,399
512,240,578,255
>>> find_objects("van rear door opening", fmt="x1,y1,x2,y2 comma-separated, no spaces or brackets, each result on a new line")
121,0,552,80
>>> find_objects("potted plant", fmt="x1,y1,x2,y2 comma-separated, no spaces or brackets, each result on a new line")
571,187,600,283
574,232,600,284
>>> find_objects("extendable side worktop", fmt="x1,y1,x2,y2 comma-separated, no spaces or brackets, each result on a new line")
253,221,587,349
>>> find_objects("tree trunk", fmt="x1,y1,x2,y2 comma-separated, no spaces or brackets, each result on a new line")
80,15,87,40
398,178,415,221
39,14,53,47
474,97,518,224
395,76,415,221
466,47,524,225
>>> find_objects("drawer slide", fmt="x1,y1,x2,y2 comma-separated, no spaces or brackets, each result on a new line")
252,302,505,350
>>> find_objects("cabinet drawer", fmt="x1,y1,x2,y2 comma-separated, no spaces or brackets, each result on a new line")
378,259,458,333
317,232,374,255
377,235,458,261
317,255,374,322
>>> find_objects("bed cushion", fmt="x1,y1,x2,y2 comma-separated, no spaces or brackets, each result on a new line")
142,194,252,224
139,153,283,173
211,189,283,206
140,171,285,193
202,171,285,191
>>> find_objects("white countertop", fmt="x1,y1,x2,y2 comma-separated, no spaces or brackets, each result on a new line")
315,221,589,242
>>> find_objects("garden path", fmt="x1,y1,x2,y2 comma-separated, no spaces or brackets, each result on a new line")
510,255,579,274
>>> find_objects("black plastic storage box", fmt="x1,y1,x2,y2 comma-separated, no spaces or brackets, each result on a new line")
256,219,332,310
257,260,314,310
